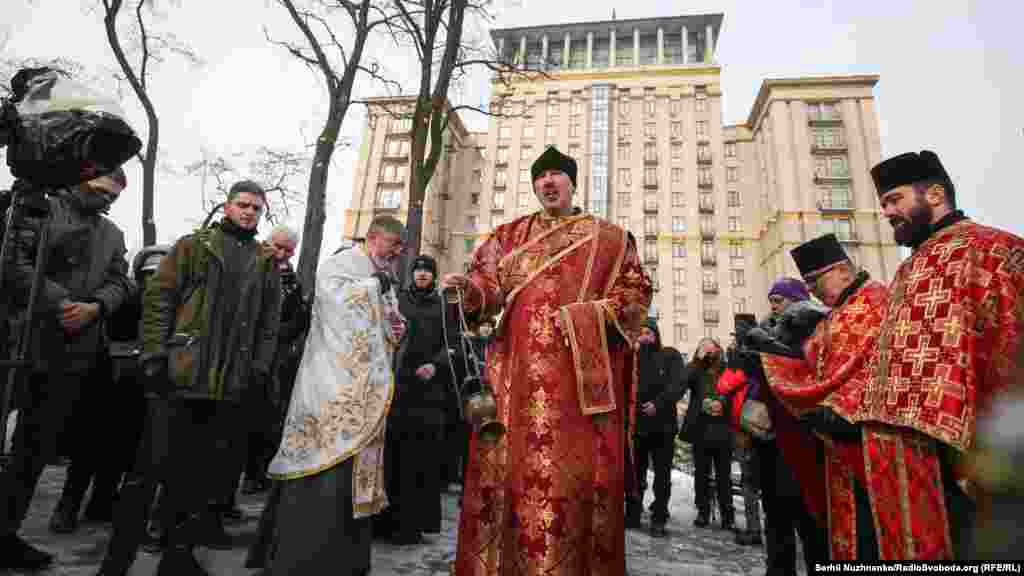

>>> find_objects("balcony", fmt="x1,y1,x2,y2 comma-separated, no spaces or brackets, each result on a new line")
644,156,659,165
811,144,848,155
814,170,851,184
702,282,719,294
644,254,659,264
643,200,659,213
701,255,717,267
817,199,854,213
699,199,715,213
697,152,713,165
703,310,720,324
698,179,714,190
700,226,716,239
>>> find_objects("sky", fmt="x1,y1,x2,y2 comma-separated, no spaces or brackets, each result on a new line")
3,0,1022,263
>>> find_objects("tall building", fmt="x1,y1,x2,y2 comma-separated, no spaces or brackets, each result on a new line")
343,14,899,352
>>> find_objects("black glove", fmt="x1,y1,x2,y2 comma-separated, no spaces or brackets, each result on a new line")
139,350,170,396
744,327,802,359
799,407,861,442
781,302,829,347
370,271,393,295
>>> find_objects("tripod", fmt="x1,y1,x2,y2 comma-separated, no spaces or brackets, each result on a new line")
0,180,52,463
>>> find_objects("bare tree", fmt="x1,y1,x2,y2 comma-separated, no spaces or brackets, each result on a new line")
100,0,200,246
184,145,310,226
383,0,544,276
269,0,398,296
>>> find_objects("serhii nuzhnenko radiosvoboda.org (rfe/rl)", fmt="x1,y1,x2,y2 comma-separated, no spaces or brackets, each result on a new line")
815,562,1024,574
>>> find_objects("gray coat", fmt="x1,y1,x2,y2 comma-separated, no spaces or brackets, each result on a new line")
4,188,132,374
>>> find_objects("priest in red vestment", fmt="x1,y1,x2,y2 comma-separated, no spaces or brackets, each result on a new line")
758,234,891,560
442,146,652,576
858,150,1024,560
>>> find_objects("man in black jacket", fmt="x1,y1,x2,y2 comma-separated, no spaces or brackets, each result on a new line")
0,169,132,570
376,254,452,545
626,318,684,537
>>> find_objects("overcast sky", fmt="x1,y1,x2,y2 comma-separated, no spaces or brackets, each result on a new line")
3,0,1022,262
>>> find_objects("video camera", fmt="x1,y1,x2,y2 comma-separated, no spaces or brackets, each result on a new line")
0,67,141,187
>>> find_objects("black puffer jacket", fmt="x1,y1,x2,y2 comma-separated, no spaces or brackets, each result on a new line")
635,323,685,437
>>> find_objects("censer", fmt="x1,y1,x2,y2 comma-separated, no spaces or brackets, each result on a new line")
443,286,505,444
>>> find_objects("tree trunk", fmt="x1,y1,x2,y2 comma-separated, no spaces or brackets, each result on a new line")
400,97,432,284
295,113,341,299
141,116,158,245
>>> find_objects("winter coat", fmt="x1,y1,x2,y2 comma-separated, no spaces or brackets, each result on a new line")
680,359,733,448
634,337,685,437
392,285,454,432
2,186,132,374
141,223,280,402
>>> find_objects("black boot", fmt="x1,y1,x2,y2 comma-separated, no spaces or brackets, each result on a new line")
156,544,210,576
49,492,82,534
693,512,710,528
0,533,54,570
649,520,668,538
97,477,159,575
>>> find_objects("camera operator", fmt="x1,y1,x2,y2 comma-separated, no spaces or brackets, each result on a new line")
0,167,132,570
722,278,829,576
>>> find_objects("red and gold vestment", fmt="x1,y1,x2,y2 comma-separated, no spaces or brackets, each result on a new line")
453,211,652,576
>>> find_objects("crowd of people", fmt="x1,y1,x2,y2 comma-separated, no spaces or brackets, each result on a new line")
1,68,1023,575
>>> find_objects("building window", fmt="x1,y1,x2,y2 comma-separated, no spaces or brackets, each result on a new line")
673,242,687,259
568,143,581,160
704,326,716,339
519,168,530,184
498,125,511,140
520,146,533,161
496,147,509,164
703,303,719,325
616,37,633,66
523,123,535,140
815,156,849,178
669,98,682,116
493,191,505,209
569,118,582,138
728,216,742,232
812,126,845,148
731,269,745,287
377,185,401,209
644,238,658,261
644,214,658,236
674,267,686,285
697,143,711,163
570,40,588,68
696,120,707,138
727,167,738,182
644,98,656,116
820,217,854,241
547,100,559,117
619,122,632,141
473,168,483,184
519,193,530,208
670,122,683,141
644,142,658,162
675,323,687,344
618,168,632,189
674,293,687,314
820,184,852,210
727,190,741,207
494,167,507,187
700,214,715,236
729,242,744,266
571,99,583,115
733,298,747,314
644,124,657,140
618,192,631,209
672,192,686,207
384,137,409,157
808,101,839,122
702,269,716,290
671,142,683,161
672,216,686,232
701,240,715,263
465,215,478,232
618,144,630,162
470,193,479,206
390,115,413,132
619,93,630,117
671,167,683,185
724,142,737,158
644,167,658,187
617,216,630,231
545,124,558,142
698,167,713,186
695,91,707,112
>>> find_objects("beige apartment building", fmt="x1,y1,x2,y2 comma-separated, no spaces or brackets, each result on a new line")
343,13,900,353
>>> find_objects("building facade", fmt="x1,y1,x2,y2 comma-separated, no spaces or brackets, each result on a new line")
343,14,899,352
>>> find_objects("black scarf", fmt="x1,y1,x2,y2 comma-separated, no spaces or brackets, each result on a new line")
219,218,257,242
912,209,967,250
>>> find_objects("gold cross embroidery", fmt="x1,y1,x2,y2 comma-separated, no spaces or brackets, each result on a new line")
931,236,967,264
914,282,952,319
902,342,941,377
891,309,922,349
932,308,965,348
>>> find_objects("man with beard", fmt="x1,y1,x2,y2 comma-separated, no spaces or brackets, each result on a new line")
757,234,890,560
260,216,406,576
443,146,651,576
626,318,684,537
375,254,451,544
855,150,1024,559
680,338,734,530
0,168,132,570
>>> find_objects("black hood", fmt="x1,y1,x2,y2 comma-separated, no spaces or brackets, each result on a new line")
641,318,662,349
407,254,438,297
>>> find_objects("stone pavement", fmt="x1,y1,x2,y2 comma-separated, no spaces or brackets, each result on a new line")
4,465,783,575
